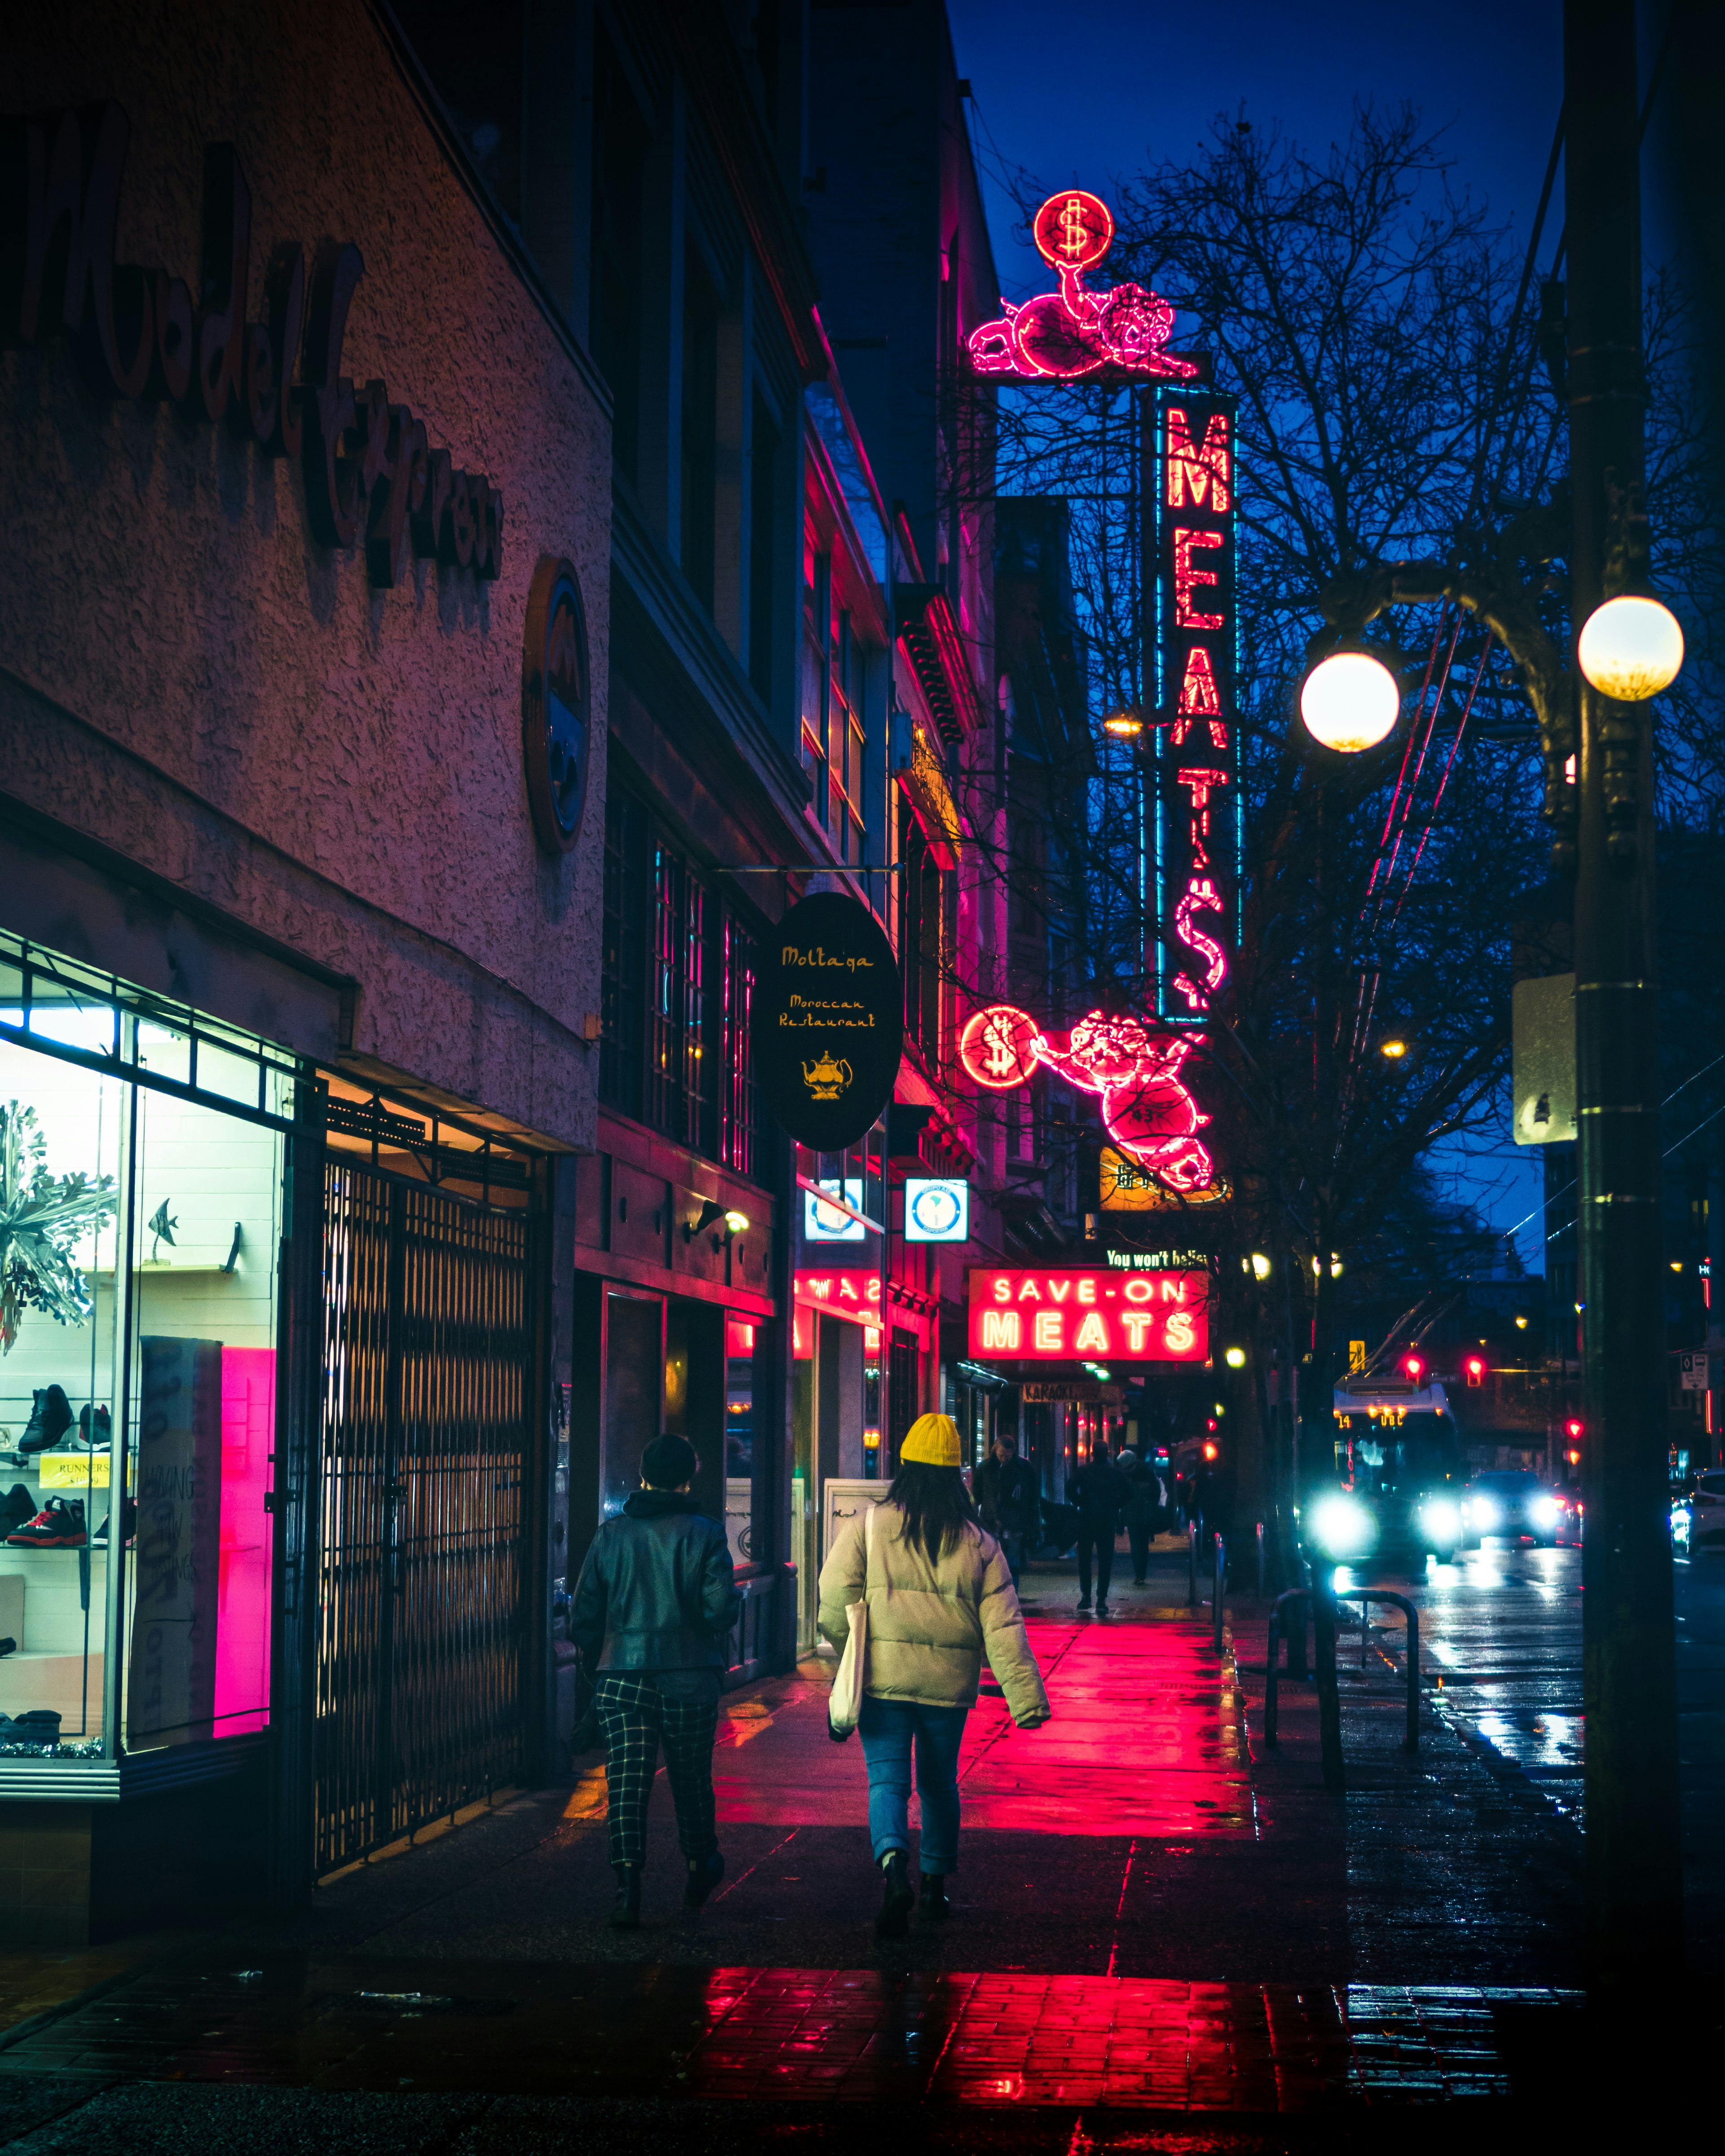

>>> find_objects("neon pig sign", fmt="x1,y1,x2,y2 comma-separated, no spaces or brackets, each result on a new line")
958,1005,1215,1195
968,191,1199,384
1147,387,1240,1020
968,1268,1209,1363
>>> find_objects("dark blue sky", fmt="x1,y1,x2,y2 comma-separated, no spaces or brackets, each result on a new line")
950,0,1567,305
949,0,1579,1269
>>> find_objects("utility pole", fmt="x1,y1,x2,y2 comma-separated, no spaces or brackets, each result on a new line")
1566,0,1684,1984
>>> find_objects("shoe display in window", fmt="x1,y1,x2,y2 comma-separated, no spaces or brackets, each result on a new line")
90,1500,136,1549
0,1710,62,1747
18,1385,72,1455
0,1484,33,1537
4,1496,87,1548
57,1403,112,1453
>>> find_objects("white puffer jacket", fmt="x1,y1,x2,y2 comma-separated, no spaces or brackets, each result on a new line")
816,1502,1051,1726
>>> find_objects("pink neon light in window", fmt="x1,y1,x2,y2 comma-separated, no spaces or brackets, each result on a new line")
1171,646,1228,748
214,1346,275,1737
1173,529,1226,629
1165,407,1231,511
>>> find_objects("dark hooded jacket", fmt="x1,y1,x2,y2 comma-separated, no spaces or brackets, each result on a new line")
570,1490,741,1671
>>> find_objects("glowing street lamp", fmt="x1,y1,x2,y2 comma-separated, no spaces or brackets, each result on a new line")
1379,1037,1408,1060
1103,709,1144,738
1223,1345,1246,1369
1576,595,1684,703
1299,650,1399,753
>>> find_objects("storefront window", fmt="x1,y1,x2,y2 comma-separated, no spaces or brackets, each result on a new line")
0,937,302,1765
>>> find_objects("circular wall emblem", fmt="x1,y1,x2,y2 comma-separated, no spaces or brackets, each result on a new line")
907,1181,965,1239
522,556,591,854
1032,190,1114,273
959,1004,1040,1091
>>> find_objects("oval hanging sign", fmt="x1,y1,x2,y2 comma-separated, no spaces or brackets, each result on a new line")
753,892,903,1150
522,555,591,855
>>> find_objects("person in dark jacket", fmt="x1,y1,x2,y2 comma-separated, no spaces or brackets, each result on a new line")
1120,1450,1161,1583
1068,1439,1126,1613
974,1432,1040,1589
569,1431,741,1929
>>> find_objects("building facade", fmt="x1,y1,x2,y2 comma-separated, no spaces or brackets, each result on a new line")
1,0,611,1936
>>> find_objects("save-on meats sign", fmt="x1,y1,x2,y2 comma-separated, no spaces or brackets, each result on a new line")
967,1269,1208,1363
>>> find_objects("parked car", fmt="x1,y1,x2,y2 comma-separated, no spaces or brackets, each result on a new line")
1461,1470,1566,1548
1673,1469,1725,1548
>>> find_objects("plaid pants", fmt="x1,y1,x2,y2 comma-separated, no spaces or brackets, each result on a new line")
594,1672,720,1868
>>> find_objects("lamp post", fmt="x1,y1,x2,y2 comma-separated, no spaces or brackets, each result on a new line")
1292,0,1683,1988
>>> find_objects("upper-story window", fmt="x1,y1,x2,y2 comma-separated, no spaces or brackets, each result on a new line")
900,797,949,1071
800,545,869,865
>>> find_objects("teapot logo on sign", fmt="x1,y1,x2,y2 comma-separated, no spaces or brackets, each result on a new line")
753,894,904,1151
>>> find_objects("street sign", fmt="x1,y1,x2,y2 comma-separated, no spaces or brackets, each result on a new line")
804,1179,866,1242
1681,1351,1708,1392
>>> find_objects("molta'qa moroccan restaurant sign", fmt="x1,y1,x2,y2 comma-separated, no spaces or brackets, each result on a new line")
967,1268,1209,1363
753,892,902,1150
4,103,503,587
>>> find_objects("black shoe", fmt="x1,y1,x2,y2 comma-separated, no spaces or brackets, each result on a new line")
1076,1596,1091,1611
0,1710,61,1747
1096,1600,1110,1615
18,1386,71,1455
609,1863,641,1930
63,1404,112,1453
0,1485,33,1537
684,1850,724,1909
0,1637,14,1658
876,1850,913,1938
920,1872,950,1921
91,1500,137,1550
5,1498,86,1548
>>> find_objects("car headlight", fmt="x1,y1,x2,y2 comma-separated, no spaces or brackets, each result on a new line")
1421,1499,1462,1540
1468,1498,1499,1530
1311,1493,1373,1558
1531,1495,1560,1528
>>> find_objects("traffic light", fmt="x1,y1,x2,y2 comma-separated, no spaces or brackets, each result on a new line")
1403,1353,1425,1382
1202,1439,1219,1462
1565,1418,1584,1466
1465,1356,1485,1388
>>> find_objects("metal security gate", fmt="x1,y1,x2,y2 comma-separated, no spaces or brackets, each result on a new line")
315,1155,534,1874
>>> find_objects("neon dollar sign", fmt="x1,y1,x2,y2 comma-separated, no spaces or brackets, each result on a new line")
982,1014,1021,1079
1057,195,1090,260
1174,877,1228,1012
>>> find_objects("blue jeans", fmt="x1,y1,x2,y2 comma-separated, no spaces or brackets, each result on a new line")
857,1694,968,1874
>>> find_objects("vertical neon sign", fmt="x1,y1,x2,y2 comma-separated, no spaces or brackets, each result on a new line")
1147,385,1239,1021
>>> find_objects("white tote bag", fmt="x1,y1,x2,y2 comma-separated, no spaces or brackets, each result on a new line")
828,1501,877,1742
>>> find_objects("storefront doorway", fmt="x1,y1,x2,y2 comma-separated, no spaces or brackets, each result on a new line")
315,1092,547,1876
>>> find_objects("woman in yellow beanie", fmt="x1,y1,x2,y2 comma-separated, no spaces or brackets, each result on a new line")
816,1411,1050,1936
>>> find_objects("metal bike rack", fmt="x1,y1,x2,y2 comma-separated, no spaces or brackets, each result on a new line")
1332,1589,1421,1754
1265,1585,1420,1758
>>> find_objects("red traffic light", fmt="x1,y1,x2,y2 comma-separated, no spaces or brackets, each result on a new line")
1465,1357,1485,1388
1403,1354,1424,1381
1202,1440,1219,1462
1566,1419,1584,1439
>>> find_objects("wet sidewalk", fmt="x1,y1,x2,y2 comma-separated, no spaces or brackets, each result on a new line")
0,1548,1603,2145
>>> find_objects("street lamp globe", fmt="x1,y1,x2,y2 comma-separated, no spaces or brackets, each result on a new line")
1576,595,1684,702
1300,651,1399,753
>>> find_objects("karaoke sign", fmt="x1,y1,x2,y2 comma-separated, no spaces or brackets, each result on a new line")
1146,384,1240,1022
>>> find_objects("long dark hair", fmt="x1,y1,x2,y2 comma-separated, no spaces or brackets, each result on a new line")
887,1461,980,1562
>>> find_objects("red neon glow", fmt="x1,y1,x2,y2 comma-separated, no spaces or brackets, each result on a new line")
1171,646,1227,748
969,193,1199,384
1032,190,1114,271
960,1003,1041,1091
968,1267,1209,1363
1173,878,1228,1012
1174,529,1225,630
794,1269,882,1314
957,1003,1216,1192
1177,767,1229,843
215,1347,274,1737
1165,407,1231,511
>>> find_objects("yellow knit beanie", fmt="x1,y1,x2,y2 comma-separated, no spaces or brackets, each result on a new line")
899,1412,963,1467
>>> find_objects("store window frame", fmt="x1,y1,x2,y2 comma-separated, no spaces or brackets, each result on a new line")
0,932,316,1781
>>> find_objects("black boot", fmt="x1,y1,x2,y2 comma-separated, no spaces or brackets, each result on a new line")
876,1849,913,1938
19,1386,71,1455
920,1872,950,1921
609,1862,641,1930
684,1850,725,1909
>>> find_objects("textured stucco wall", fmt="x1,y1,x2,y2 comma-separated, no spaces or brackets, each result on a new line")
0,0,611,1151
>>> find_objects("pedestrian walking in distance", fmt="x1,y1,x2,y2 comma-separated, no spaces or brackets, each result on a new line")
1121,1447,1159,1585
1070,1434,1125,1614
974,1429,1040,1592
817,1413,1050,1938
569,1432,741,1930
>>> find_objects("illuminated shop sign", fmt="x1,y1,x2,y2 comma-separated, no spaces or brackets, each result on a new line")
1147,386,1240,1022
794,1269,882,1314
968,190,1198,385
805,1179,867,1243
967,1269,1209,1363
903,1178,969,1243
958,1005,1216,1195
